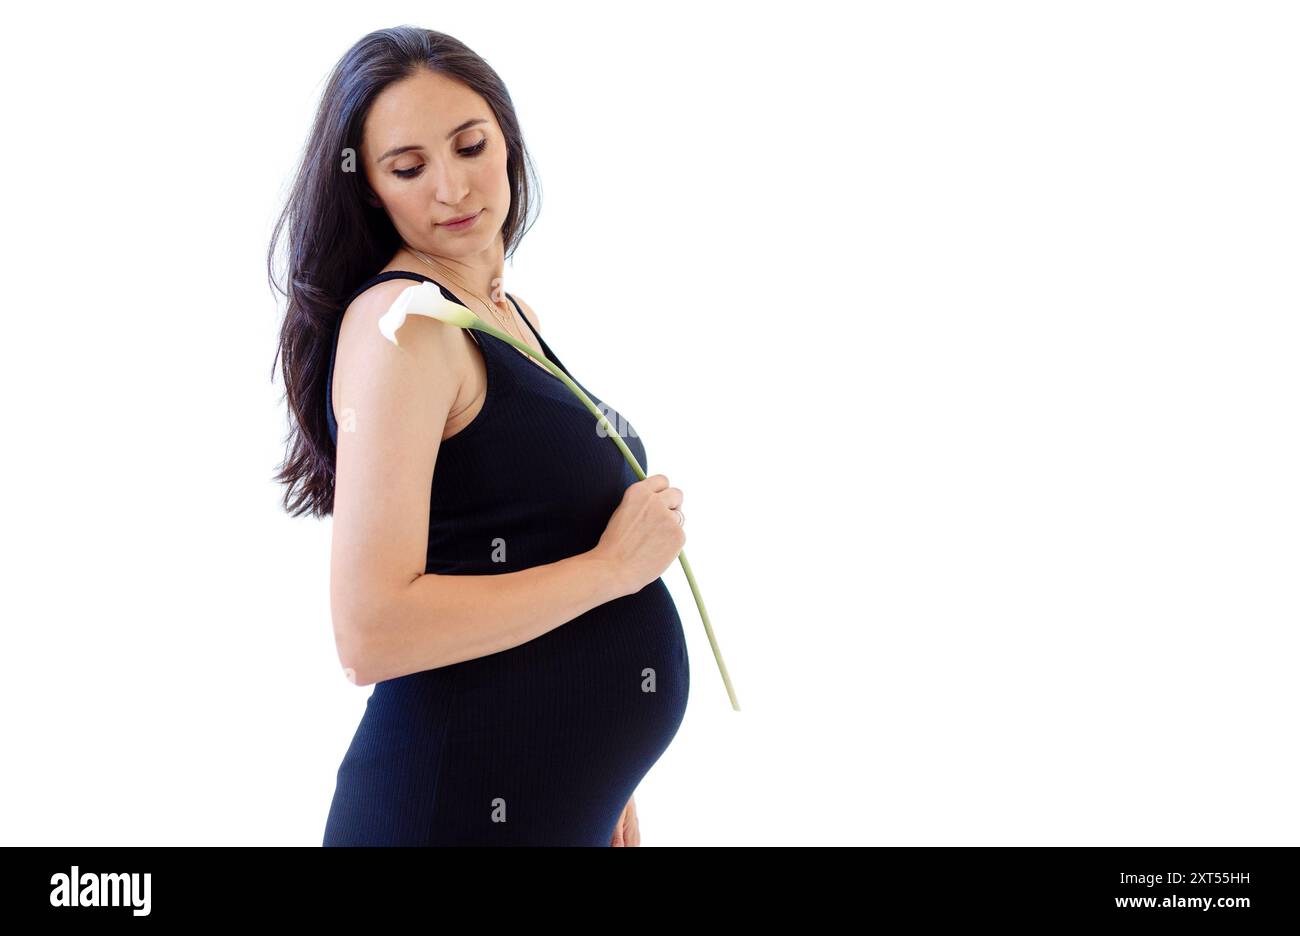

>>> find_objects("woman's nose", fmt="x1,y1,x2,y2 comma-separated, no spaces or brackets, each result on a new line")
429,161,469,205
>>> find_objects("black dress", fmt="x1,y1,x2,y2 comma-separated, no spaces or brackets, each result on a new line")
321,271,690,845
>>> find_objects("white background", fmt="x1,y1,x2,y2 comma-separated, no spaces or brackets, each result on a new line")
1,1,1296,845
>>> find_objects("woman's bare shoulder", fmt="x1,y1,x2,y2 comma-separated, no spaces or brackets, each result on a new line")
333,276,466,402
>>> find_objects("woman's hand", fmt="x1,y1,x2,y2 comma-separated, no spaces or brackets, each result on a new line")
610,795,640,846
592,474,686,598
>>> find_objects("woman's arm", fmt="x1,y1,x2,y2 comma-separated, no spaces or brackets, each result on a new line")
329,282,628,687
356,551,626,685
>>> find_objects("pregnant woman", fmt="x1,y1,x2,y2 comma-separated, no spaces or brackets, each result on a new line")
269,27,690,845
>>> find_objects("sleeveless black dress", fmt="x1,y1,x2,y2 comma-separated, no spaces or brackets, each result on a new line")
321,271,690,846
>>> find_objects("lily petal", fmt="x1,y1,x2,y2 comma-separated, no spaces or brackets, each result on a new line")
377,281,481,346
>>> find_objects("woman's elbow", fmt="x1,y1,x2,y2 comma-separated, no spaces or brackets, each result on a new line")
333,610,381,687
331,578,416,687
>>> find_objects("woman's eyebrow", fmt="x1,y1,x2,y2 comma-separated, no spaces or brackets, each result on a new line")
375,118,489,163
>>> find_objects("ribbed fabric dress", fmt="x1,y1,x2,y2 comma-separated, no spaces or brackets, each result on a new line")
321,270,689,846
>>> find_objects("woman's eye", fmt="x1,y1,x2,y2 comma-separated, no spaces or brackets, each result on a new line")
393,140,486,179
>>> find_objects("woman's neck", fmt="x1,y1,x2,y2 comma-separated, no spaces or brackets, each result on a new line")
396,245,504,306
391,245,515,330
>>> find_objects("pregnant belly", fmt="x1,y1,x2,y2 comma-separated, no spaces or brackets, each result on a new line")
451,576,689,748
435,577,690,840
327,579,689,845
340,578,686,838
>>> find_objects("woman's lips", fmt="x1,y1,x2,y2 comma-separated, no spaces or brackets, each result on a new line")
439,210,482,231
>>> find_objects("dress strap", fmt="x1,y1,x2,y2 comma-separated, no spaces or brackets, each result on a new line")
506,293,574,381
340,270,457,314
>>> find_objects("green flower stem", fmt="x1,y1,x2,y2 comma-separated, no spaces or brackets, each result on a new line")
474,320,741,711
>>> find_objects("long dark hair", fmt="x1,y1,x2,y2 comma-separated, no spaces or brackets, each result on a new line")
268,26,540,517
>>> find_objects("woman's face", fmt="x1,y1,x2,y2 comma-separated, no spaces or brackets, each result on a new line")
361,68,510,258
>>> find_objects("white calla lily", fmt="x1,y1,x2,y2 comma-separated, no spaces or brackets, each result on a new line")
377,281,481,345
